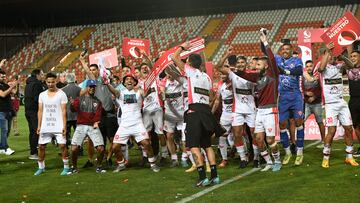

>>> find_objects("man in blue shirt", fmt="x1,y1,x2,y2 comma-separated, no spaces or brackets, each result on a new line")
275,41,305,166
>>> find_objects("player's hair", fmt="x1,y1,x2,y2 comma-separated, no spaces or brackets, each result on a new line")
305,60,313,65
31,69,42,77
258,56,269,64
140,63,148,69
89,64,99,70
351,50,360,55
188,53,202,69
252,57,259,61
237,55,247,61
113,75,120,81
46,72,57,79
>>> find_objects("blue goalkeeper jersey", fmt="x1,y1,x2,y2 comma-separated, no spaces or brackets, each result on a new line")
275,55,303,94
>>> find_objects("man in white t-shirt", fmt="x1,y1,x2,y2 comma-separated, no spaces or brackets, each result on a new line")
318,44,359,168
34,72,70,176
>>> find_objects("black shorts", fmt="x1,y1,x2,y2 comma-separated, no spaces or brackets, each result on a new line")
100,115,118,144
349,97,360,127
185,111,212,149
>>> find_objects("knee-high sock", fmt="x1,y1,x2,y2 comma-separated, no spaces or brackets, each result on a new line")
296,126,305,148
280,129,290,150
219,137,228,160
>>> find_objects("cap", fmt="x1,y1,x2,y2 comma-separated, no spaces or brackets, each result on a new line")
86,79,97,87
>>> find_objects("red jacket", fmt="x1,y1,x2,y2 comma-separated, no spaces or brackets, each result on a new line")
71,95,102,125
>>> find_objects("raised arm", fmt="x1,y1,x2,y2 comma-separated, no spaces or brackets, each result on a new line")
318,50,331,73
172,42,191,73
106,83,120,98
0,81,18,98
215,47,232,75
79,51,96,80
139,48,154,68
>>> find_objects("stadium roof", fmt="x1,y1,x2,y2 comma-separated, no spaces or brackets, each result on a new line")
0,0,357,28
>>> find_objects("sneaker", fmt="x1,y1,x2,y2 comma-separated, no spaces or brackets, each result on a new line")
159,157,167,167
170,160,179,168
209,176,221,185
345,158,359,166
0,149,5,154
28,154,39,160
353,147,360,158
113,163,126,173
206,164,211,172
272,163,282,172
34,168,45,176
181,160,189,168
294,155,304,166
60,168,71,176
139,156,148,167
82,160,94,168
239,160,248,169
261,164,273,172
316,143,325,149
5,148,15,155
218,160,228,168
185,164,197,173
282,153,292,165
290,143,296,155
195,178,210,187
96,167,107,173
150,164,160,172
253,160,260,168
322,159,329,168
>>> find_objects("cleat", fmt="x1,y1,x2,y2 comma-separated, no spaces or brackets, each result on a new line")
113,163,126,173
290,143,296,155
170,160,179,168
209,176,221,185
260,164,273,172
60,168,71,176
282,153,292,165
82,160,94,168
353,148,360,158
185,165,197,173
218,160,228,168
139,156,148,167
96,167,106,173
206,164,211,172
34,168,45,176
272,163,282,172
294,155,304,166
150,164,160,172
253,160,260,168
181,160,189,168
322,159,329,168
195,178,210,187
159,157,167,167
68,167,78,175
239,160,248,169
345,158,359,166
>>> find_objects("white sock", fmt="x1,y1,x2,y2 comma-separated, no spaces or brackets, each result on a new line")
323,145,331,160
161,146,168,158
171,154,178,161
121,145,129,160
236,145,246,161
141,146,147,158
272,151,281,164
181,152,188,162
227,133,234,147
346,145,354,159
297,147,303,156
201,148,209,165
38,161,45,169
63,159,69,169
148,156,156,164
260,151,273,165
219,137,228,160
253,144,259,160
187,150,195,165
284,147,291,155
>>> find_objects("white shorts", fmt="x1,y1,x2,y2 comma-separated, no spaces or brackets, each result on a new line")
232,112,256,128
164,118,183,134
38,133,66,145
220,112,232,135
254,111,279,137
71,125,104,147
325,100,353,127
113,123,149,145
143,109,164,134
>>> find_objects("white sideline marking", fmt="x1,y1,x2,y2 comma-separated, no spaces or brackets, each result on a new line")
176,140,321,203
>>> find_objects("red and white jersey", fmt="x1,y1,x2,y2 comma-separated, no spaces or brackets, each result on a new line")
180,77,189,111
319,63,344,104
118,88,143,127
143,80,162,112
163,78,184,119
228,71,256,114
219,82,233,113
184,65,212,105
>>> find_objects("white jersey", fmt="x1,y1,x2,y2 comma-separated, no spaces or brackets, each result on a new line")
320,63,344,104
163,78,184,119
143,80,162,112
118,88,143,127
219,82,233,113
184,65,212,105
180,77,189,111
39,89,68,133
228,71,256,114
